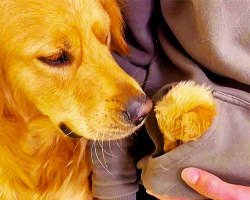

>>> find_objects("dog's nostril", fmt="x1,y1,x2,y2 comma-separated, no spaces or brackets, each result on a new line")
125,98,153,126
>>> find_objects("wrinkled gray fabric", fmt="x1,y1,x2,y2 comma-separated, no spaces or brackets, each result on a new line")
91,0,250,199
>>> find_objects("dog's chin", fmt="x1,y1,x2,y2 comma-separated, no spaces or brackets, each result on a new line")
60,117,147,140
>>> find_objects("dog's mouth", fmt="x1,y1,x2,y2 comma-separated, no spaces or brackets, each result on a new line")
59,118,147,139
59,123,82,138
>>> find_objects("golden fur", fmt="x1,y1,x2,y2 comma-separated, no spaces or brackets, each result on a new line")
0,0,145,199
155,81,217,153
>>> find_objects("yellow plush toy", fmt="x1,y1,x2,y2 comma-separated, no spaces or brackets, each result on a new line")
154,81,217,153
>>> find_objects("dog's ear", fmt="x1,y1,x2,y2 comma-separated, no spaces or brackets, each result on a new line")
102,0,129,55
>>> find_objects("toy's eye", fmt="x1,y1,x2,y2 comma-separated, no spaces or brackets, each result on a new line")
39,51,70,67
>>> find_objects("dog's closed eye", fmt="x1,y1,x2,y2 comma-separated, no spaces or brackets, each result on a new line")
39,51,70,67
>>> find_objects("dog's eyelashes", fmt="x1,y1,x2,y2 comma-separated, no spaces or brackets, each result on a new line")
39,51,70,67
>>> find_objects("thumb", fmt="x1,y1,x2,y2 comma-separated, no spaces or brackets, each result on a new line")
181,168,250,200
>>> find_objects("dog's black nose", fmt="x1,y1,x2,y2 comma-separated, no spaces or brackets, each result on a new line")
125,98,153,126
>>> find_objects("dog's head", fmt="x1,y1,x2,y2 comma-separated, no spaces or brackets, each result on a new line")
0,0,152,140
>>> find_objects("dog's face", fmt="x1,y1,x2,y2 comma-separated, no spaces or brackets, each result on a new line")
0,0,152,140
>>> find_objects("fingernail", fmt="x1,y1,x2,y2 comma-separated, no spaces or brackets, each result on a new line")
181,168,200,185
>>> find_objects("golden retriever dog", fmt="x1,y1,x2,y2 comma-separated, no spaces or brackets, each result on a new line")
0,0,152,199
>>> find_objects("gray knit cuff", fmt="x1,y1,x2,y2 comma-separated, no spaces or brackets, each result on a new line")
89,138,138,200
101,193,136,200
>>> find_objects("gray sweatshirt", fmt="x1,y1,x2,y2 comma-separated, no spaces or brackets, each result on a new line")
90,0,250,199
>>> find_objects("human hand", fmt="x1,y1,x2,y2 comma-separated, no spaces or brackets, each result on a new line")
147,167,250,200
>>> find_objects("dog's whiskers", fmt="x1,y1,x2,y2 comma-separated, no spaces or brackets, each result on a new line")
100,133,108,168
129,134,134,140
63,127,81,138
145,85,161,96
132,66,143,79
118,4,136,11
90,141,95,165
139,80,151,87
98,134,117,158
90,132,99,165
116,139,126,155
94,132,114,177
109,134,117,158
73,137,84,155
107,1,132,13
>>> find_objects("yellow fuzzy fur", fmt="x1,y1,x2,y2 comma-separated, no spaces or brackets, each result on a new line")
155,81,217,153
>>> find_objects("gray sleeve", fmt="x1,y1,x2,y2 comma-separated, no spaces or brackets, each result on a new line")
101,194,136,200
88,137,138,200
